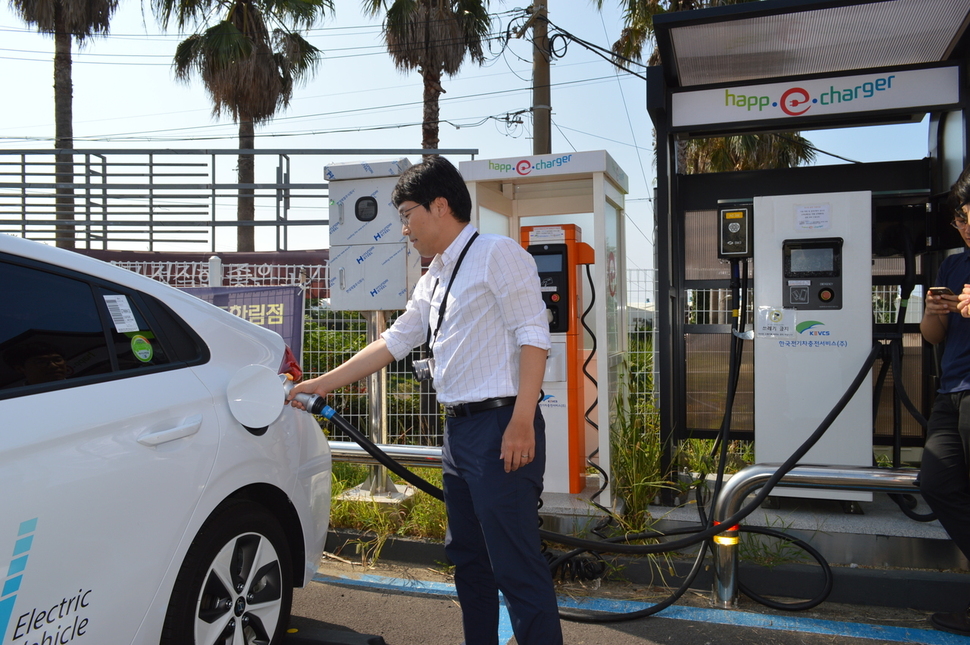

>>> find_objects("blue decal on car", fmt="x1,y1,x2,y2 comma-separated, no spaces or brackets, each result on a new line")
0,519,38,642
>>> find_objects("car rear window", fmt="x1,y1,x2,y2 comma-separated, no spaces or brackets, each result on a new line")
0,256,205,396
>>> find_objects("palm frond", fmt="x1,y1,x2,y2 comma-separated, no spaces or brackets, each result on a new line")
267,0,334,27
12,0,118,39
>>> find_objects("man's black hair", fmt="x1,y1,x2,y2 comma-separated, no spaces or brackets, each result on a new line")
949,165,970,217
392,156,472,223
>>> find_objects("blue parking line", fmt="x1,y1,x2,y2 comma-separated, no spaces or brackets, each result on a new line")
314,573,519,643
313,571,965,645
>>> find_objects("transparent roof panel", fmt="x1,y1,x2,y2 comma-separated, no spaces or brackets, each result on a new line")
664,0,970,87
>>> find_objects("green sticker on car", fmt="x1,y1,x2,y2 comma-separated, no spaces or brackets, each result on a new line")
131,335,153,362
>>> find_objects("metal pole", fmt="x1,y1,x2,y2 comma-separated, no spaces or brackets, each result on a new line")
208,256,223,288
711,464,922,608
532,0,551,155
363,310,397,495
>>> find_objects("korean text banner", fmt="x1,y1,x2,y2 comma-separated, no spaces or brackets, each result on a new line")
182,286,304,357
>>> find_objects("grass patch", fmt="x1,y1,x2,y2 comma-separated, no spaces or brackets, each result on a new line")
328,462,447,563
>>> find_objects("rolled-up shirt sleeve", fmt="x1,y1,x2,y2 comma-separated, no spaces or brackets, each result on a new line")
489,238,551,351
381,273,434,361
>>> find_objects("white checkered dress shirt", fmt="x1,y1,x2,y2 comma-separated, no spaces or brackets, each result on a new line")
382,225,551,406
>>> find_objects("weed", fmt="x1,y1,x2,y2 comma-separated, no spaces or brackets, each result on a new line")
738,515,810,569
329,463,447,564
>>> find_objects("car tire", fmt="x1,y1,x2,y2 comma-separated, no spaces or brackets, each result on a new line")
160,500,293,645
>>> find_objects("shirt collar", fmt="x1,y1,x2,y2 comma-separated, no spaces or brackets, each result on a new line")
429,224,477,276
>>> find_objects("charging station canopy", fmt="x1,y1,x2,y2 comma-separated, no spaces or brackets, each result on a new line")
648,0,970,500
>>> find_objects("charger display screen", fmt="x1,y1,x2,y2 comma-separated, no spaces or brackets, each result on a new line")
781,237,843,310
526,243,568,332
533,253,563,273
790,247,834,274
783,238,842,278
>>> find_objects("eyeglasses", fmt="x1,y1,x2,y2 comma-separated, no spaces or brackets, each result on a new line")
952,218,969,230
399,203,425,227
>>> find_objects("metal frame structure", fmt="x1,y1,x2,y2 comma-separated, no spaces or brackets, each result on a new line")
0,148,477,252
648,0,970,499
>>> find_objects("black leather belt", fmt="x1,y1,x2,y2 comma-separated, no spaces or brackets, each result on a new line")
444,396,517,418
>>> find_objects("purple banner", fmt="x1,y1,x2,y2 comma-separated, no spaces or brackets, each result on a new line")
182,286,304,358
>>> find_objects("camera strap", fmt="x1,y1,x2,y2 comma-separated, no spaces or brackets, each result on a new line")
426,230,479,356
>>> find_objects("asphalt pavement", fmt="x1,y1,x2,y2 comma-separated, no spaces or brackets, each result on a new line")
284,556,968,645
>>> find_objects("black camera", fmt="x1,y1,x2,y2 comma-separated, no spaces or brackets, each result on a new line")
412,357,435,382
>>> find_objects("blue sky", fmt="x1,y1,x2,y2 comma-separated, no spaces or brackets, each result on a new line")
0,1,931,264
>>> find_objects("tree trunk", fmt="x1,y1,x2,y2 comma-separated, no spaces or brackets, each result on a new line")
237,116,255,252
420,65,441,159
53,4,75,250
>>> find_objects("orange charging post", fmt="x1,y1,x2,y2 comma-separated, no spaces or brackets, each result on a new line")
521,224,595,493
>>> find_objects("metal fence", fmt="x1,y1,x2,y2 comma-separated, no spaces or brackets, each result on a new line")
0,148,475,252
0,149,336,251
113,258,659,445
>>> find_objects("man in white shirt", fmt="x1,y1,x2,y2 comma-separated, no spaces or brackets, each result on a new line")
289,156,562,645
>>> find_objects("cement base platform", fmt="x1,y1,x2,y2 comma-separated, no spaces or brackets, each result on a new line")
538,475,970,571
324,474,970,612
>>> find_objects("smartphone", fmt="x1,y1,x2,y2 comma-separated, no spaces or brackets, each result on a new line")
929,287,955,297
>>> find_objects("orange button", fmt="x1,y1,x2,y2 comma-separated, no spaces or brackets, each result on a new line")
550,293,560,302
819,288,834,301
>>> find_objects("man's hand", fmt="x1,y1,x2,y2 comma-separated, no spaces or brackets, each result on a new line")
286,375,331,411
959,284,970,318
928,289,959,316
500,414,536,473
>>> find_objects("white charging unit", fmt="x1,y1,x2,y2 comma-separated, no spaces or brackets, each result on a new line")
753,191,873,502
326,159,422,311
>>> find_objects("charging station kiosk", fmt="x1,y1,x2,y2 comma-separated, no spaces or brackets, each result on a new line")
753,191,873,502
460,151,628,498
647,0,970,509
521,223,595,495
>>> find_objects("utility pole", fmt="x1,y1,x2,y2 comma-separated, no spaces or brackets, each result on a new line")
532,0,551,155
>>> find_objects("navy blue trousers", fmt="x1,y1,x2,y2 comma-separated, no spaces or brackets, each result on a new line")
921,392,970,563
441,405,563,645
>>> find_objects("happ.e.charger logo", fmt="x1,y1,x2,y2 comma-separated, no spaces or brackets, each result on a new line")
724,74,897,116
489,154,574,176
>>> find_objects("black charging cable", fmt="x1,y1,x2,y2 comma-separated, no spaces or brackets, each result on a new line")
292,342,879,621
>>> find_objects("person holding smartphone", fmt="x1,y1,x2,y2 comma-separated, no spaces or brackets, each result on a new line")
921,165,970,635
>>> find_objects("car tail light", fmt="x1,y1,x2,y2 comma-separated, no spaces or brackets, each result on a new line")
279,345,303,381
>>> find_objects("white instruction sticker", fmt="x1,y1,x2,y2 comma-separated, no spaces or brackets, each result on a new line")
756,306,795,338
528,227,566,244
103,294,140,333
795,204,831,230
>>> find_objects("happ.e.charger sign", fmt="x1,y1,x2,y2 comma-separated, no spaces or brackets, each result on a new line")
671,65,960,130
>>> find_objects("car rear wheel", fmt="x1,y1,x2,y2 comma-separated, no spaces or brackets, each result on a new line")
161,501,293,645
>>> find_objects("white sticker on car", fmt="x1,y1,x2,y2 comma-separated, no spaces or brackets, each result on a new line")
102,295,139,333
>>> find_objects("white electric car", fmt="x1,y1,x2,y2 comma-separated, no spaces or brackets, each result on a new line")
0,234,332,645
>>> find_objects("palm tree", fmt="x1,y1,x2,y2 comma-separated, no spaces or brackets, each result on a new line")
595,0,815,172
684,131,816,173
154,0,333,251
10,0,119,249
362,0,491,156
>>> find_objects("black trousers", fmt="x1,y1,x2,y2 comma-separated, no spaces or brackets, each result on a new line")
441,405,563,645
921,391,970,562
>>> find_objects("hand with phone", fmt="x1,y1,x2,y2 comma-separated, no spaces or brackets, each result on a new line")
927,285,958,317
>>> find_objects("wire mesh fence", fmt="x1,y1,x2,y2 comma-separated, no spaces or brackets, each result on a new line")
117,258,659,446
